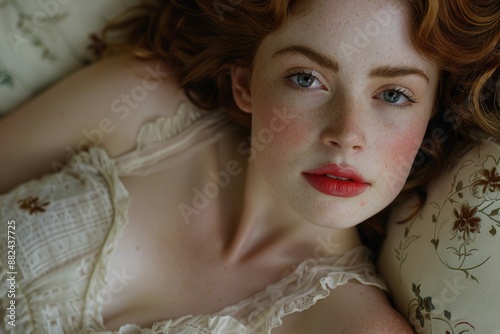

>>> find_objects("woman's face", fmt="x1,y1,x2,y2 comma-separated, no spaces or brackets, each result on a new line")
232,0,439,228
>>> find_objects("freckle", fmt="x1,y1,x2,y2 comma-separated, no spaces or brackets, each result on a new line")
135,245,140,251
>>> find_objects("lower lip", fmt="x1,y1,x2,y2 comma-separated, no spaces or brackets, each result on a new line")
302,174,369,197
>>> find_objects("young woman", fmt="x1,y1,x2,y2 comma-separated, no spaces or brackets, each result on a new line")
0,0,498,333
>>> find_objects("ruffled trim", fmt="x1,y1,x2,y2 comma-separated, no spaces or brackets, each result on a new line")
72,102,236,332
152,315,246,334
68,148,131,333
93,246,384,334
217,245,386,332
115,104,237,177
135,102,206,150
264,246,386,330
91,315,245,334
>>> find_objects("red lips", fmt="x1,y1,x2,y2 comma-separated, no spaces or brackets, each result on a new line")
302,164,369,197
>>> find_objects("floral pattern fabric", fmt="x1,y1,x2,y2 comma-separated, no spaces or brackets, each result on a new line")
378,138,500,333
0,0,143,114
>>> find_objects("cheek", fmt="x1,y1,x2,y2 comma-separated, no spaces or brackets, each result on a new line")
250,93,314,184
253,109,309,171
252,89,310,155
380,126,427,195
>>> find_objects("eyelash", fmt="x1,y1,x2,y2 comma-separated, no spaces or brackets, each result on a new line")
282,69,321,90
381,86,418,110
281,70,418,108
384,86,417,103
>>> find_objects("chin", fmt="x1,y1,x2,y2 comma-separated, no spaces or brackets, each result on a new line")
297,195,392,228
293,206,370,230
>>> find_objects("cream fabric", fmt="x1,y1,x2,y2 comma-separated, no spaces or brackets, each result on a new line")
378,138,500,333
0,0,143,114
0,103,386,334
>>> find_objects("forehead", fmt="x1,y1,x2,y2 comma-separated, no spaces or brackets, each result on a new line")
285,0,409,39
256,0,430,73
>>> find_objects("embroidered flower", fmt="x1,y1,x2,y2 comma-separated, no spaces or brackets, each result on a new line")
0,70,14,88
451,202,481,245
411,283,435,328
18,196,50,215
470,166,500,201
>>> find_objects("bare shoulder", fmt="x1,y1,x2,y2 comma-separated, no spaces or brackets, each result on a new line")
332,282,414,333
279,280,414,334
72,54,189,155
0,54,187,193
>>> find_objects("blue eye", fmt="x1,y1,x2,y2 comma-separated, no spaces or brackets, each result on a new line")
284,70,323,89
383,90,403,103
294,73,316,88
378,87,416,106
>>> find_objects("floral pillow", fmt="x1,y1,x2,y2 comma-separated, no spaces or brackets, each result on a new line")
0,0,142,115
378,137,500,333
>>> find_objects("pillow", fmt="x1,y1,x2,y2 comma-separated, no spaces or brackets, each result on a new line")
378,137,500,333
0,0,142,115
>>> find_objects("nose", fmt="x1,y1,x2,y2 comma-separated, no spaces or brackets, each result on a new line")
320,101,366,151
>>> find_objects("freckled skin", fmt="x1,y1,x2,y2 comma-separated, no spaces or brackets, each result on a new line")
237,0,439,229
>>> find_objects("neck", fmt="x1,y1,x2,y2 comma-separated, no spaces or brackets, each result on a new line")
224,159,361,265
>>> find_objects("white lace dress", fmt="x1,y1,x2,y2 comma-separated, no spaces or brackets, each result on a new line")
0,103,386,334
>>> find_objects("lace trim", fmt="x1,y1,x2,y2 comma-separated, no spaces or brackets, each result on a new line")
95,247,385,334
135,103,206,150
78,102,230,332
68,148,131,332
115,104,237,177
267,250,385,330
218,245,386,332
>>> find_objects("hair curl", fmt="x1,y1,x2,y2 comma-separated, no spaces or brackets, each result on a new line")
92,0,500,252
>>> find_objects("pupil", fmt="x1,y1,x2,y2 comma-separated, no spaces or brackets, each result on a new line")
384,90,401,103
298,74,313,87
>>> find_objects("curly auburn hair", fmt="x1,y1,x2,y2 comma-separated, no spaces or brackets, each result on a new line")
92,0,500,252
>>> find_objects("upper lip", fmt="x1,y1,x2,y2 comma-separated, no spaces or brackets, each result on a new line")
302,164,368,184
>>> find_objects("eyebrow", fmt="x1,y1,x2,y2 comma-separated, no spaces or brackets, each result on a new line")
273,45,339,72
369,66,430,83
273,45,430,83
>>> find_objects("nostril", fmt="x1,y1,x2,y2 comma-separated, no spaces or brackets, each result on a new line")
320,123,366,151
327,141,361,150
328,140,342,148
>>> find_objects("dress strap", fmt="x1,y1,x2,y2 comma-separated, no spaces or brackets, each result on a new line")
114,103,238,177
